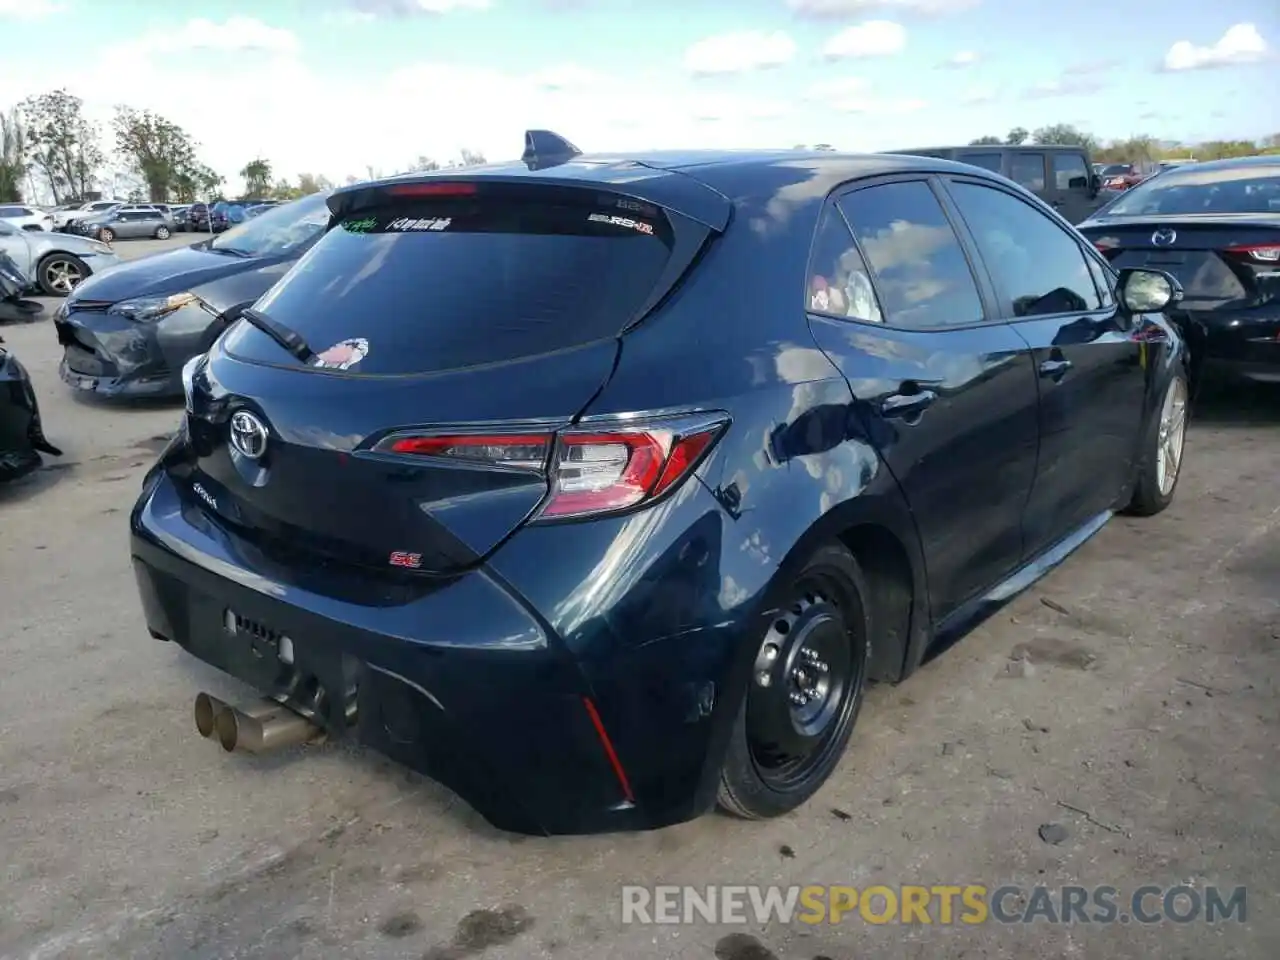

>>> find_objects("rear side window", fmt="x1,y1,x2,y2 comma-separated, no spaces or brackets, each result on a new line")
0,206,20,216
226,188,676,374
1009,153,1046,191
956,153,1002,173
948,181,1101,317
1052,153,1090,190
838,181,984,330
805,206,883,324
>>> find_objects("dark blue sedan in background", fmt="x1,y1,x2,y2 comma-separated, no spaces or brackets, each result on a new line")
129,132,1190,835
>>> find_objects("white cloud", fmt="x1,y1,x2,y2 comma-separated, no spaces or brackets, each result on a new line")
691,94,790,122
941,50,979,68
806,77,925,114
789,0,977,17
1162,23,1268,71
822,20,907,60
684,30,797,75
528,64,604,90
960,84,997,105
0,18,824,194
120,16,301,57
0,0,63,17
342,0,491,14
1022,75,1105,99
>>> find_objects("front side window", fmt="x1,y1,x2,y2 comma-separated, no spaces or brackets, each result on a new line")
1009,153,1046,191
948,180,1101,317
1086,255,1115,308
805,205,883,324
838,180,984,330
1052,152,1090,190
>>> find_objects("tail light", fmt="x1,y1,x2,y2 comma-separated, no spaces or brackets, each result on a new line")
373,412,729,521
1225,244,1280,263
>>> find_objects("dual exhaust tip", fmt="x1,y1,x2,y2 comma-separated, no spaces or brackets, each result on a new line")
194,692,324,754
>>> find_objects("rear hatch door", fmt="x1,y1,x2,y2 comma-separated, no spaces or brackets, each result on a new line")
178,175,724,577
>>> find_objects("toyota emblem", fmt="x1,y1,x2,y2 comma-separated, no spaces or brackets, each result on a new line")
229,410,269,460
1151,228,1177,246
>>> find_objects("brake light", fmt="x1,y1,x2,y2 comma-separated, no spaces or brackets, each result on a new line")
1225,244,1280,263
382,433,552,470
387,182,478,198
541,421,724,519
374,414,728,520
1092,236,1119,252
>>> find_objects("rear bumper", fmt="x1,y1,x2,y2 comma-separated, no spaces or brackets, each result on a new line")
130,468,739,835
1182,307,1280,384
55,301,218,398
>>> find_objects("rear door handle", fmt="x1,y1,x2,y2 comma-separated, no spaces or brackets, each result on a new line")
880,389,937,419
1038,358,1073,379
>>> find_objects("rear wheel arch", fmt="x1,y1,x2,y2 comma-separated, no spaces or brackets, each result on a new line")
748,493,929,685
835,522,919,683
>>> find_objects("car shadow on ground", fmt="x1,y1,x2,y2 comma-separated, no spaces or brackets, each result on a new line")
69,389,184,412
0,458,73,505
1191,379,1280,427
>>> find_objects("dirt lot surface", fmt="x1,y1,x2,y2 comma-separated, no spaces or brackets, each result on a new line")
1,237,1277,959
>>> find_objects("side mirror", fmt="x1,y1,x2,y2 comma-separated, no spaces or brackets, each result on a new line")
1118,268,1182,313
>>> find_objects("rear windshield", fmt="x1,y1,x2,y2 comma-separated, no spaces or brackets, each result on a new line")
222,188,675,374
1102,164,1280,217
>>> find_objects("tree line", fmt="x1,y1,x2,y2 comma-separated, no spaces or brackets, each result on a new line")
969,123,1280,162
0,88,487,205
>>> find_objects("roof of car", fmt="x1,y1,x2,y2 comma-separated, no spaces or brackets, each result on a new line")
1158,153,1278,172
341,148,998,198
887,144,1092,154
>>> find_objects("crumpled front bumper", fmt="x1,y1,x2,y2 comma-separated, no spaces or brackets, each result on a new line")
55,300,221,398
0,351,61,482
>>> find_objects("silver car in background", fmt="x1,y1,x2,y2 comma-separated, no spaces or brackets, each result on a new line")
75,206,175,243
0,217,122,296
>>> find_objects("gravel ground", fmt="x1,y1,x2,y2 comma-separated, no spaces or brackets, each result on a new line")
1,237,1277,960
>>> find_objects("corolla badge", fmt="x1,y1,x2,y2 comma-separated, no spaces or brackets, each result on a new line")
313,338,369,371
229,410,269,460
1151,228,1177,246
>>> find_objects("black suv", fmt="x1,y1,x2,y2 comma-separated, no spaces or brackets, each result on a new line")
188,203,212,231
887,144,1104,224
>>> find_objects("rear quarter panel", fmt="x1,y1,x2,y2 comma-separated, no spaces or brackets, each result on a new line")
491,161,932,810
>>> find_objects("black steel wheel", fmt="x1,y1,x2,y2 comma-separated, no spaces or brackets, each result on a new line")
717,543,871,819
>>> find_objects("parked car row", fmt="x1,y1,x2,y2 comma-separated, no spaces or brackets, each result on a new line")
5,132,1275,839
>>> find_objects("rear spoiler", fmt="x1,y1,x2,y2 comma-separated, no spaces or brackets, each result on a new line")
327,130,732,232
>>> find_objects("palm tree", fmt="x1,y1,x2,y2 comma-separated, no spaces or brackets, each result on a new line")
0,109,28,202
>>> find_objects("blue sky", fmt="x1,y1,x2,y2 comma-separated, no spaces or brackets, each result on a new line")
0,0,1275,193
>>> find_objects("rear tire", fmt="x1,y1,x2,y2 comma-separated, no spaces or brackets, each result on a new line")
1124,370,1189,517
717,543,871,820
155,226,171,239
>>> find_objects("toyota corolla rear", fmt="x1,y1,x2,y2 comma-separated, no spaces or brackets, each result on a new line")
1079,158,1280,384
130,171,742,834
